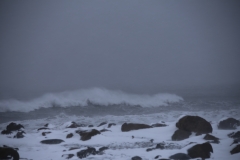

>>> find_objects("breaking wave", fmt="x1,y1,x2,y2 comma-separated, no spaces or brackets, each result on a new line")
0,88,183,112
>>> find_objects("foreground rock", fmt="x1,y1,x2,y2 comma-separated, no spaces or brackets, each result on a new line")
218,118,240,130
62,154,74,159
131,156,142,160
203,134,220,144
228,131,240,139
187,142,213,159
40,139,64,144
66,133,73,138
14,131,25,138
1,122,24,135
121,123,152,132
176,115,212,135
172,129,191,141
230,144,240,155
77,147,97,159
169,153,191,159
0,147,20,160
77,129,101,141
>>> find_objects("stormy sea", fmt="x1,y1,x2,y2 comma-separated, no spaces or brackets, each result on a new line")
0,88,240,160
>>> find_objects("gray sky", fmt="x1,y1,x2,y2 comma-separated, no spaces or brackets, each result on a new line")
0,0,240,99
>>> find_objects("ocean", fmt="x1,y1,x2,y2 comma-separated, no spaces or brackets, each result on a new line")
0,87,239,124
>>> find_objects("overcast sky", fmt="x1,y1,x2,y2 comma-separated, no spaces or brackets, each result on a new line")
0,0,240,99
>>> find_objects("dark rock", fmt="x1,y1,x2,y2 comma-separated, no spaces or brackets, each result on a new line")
1,130,12,135
203,134,220,144
0,147,20,160
203,134,219,141
67,122,80,128
131,156,142,160
42,131,51,136
228,131,240,139
98,122,107,127
77,147,97,159
88,125,94,127
176,115,212,135
6,122,24,132
218,118,240,130
66,133,73,138
38,127,50,131
40,139,64,144
2,145,18,151
67,122,86,128
187,142,213,159
230,138,240,146
172,129,191,141
78,129,101,141
14,131,25,138
151,123,167,128
146,148,153,152
62,153,74,159
169,153,191,159
100,129,111,133
108,123,116,128
154,155,161,159
156,142,165,149
121,123,152,132
99,146,108,152
69,147,80,151
230,144,240,154
44,123,49,127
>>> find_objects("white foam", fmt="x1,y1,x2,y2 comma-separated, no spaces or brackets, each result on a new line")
0,88,183,112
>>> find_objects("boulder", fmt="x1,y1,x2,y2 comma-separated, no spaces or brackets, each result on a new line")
0,147,19,160
230,138,240,146
37,127,50,131
176,115,212,135
1,130,12,135
230,144,240,155
228,131,240,139
66,133,73,138
204,134,220,144
67,122,80,128
203,134,219,141
187,142,213,159
218,118,240,130
121,123,152,132
77,147,97,159
40,139,64,144
131,156,142,160
100,129,111,133
99,146,108,152
108,123,116,128
42,131,51,136
98,122,107,127
78,129,101,141
6,122,24,132
172,129,191,141
14,131,25,138
169,153,191,159
62,154,74,159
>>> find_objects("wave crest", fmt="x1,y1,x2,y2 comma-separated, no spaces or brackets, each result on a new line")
0,88,183,112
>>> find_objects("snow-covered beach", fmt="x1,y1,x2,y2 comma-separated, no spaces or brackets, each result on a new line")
0,89,240,159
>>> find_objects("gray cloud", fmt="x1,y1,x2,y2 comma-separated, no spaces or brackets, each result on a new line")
0,0,240,99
